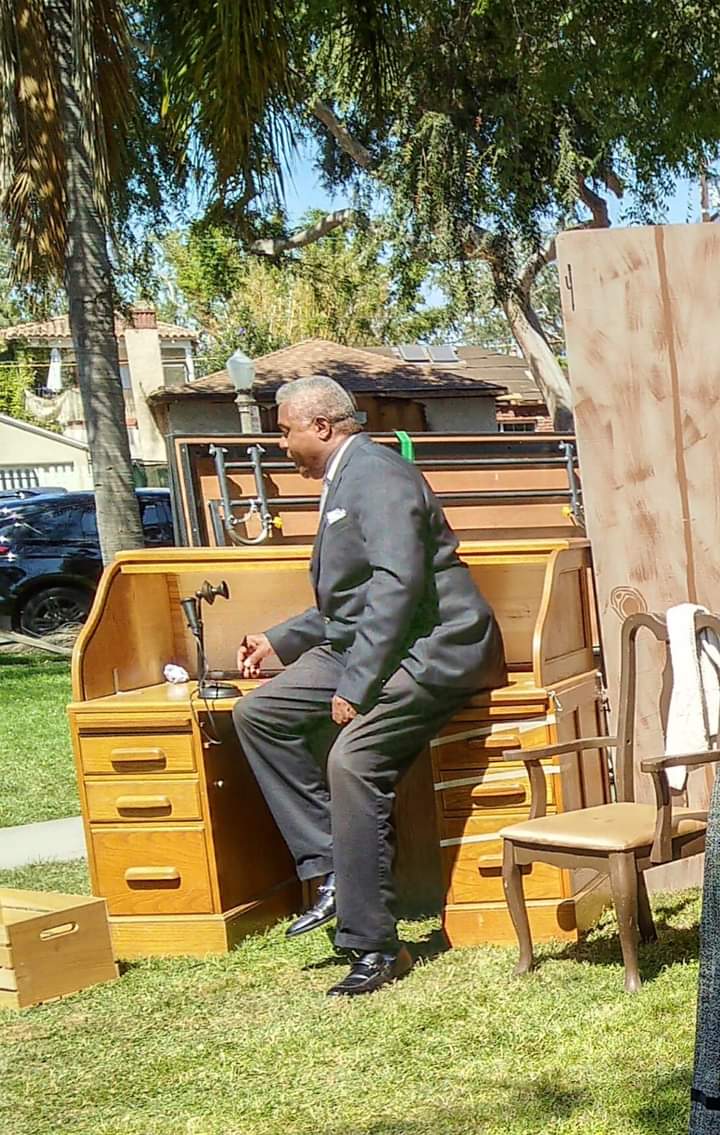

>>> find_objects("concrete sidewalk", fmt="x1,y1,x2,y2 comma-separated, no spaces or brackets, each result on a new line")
0,816,86,870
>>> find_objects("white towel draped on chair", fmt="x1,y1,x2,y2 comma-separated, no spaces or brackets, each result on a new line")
665,603,720,791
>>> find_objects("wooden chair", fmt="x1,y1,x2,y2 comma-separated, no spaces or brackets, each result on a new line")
500,610,720,991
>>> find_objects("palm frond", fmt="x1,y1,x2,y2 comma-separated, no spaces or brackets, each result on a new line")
0,0,135,284
0,0,19,196
72,0,135,215
153,0,296,196
2,0,66,281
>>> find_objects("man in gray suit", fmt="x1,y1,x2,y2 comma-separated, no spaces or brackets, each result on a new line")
233,376,505,996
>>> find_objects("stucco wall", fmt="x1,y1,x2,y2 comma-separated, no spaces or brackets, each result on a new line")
422,397,498,433
166,400,242,436
123,328,168,462
0,419,92,489
163,394,499,437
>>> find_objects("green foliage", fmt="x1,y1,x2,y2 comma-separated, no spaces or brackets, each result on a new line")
161,215,456,374
438,260,565,352
142,0,720,394
0,351,36,421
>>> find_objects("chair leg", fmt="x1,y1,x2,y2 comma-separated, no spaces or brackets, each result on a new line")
637,872,658,944
608,852,642,992
502,840,534,976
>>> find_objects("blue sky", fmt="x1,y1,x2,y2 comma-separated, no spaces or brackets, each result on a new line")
282,149,703,228
281,151,345,224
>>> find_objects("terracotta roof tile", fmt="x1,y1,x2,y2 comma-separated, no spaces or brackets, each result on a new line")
0,314,198,342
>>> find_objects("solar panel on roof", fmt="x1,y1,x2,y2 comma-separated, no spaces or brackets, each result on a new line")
428,345,459,363
398,343,430,362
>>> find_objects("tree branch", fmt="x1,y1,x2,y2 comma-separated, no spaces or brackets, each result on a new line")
516,178,614,295
310,99,375,169
250,208,361,257
463,224,496,262
518,233,558,296
577,177,610,227
602,168,624,198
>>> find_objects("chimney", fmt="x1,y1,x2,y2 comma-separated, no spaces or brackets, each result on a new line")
129,303,157,331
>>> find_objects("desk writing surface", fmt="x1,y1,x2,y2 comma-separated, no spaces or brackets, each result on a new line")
69,671,550,715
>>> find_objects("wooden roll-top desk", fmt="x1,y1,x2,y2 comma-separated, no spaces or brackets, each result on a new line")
68,539,608,958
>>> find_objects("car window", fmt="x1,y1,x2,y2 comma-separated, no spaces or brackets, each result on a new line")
7,502,91,542
79,507,98,540
140,497,173,545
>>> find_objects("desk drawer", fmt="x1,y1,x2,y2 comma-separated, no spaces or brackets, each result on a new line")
85,778,203,823
440,815,561,904
436,762,557,816
431,720,550,770
443,836,562,904
78,732,195,775
91,827,213,915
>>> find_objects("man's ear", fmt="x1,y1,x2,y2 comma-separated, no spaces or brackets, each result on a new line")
314,415,333,440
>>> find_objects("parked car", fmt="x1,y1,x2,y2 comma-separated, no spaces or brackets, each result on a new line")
0,489,174,635
0,486,68,513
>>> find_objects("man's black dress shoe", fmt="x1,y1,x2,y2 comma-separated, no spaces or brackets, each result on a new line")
326,945,413,996
285,873,336,938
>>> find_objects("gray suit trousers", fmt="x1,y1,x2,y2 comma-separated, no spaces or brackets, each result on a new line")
232,645,471,953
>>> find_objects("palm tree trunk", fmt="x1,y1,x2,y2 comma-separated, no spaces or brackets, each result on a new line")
45,0,144,563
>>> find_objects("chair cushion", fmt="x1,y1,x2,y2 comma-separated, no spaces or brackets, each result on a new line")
499,802,707,852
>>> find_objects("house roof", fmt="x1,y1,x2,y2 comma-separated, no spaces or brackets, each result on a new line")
0,412,89,450
151,338,507,403
365,345,543,406
0,314,198,343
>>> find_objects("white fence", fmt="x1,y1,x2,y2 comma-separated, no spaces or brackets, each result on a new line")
0,462,75,490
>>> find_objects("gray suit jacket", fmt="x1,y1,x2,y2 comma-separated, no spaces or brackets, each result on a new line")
266,434,506,709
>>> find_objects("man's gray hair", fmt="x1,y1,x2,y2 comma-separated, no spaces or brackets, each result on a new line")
276,375,362,433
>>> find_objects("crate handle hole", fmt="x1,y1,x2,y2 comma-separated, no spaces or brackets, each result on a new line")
39,921,79,941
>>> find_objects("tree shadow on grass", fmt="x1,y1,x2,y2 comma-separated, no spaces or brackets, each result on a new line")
528,890,701,983
316,1069,691,1135
317,1078,591,1135
628,1069,692,1135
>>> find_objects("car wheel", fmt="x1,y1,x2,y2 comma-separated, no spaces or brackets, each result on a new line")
19,586,92,636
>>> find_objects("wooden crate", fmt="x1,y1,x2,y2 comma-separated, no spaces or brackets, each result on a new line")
0,889,118,1009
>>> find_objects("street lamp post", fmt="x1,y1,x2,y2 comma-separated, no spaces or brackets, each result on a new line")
226,349,261,433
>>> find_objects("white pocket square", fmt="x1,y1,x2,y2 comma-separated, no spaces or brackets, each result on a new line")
326,508,347,525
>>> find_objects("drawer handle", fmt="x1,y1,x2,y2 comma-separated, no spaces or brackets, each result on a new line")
125,866,180,884
472,784,526,801
467,735,520,749
116,795,172,813
111,747,167,768
477,855,531,877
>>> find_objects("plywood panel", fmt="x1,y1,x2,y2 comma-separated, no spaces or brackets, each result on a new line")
558,224,720,886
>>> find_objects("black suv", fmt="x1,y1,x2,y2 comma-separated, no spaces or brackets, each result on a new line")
0,489,174,635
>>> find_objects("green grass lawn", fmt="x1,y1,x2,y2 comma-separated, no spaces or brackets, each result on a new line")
0,859,700,1135
0,652,78,825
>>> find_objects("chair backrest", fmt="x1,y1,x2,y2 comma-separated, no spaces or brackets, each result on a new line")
614,609,720,801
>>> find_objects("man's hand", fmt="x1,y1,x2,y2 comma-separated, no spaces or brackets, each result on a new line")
238,633,273,678
332,695,358,726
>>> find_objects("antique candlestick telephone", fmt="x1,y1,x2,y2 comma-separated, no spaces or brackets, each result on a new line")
180,579,239,699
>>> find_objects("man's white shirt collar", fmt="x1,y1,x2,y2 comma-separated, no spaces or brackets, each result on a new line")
320,434,359,513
